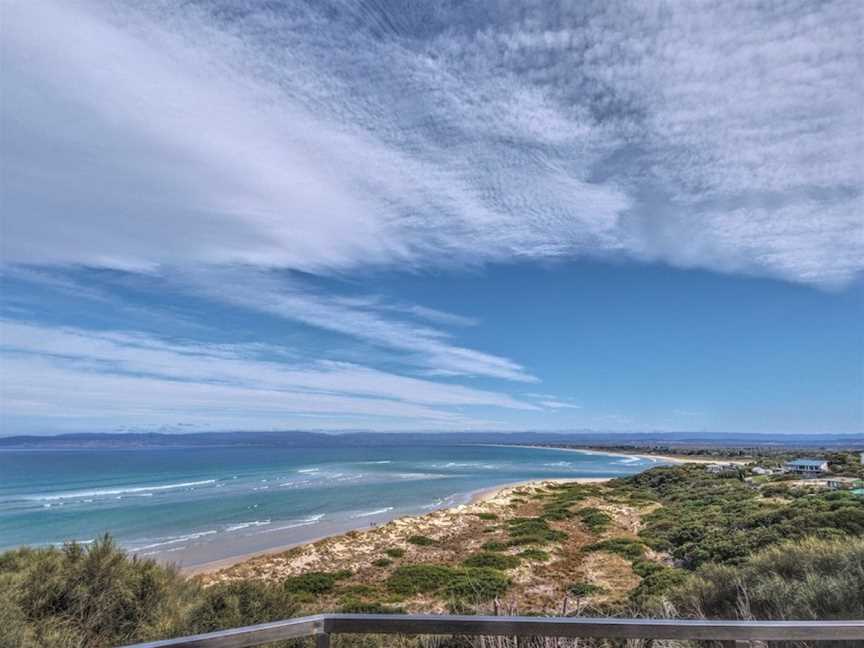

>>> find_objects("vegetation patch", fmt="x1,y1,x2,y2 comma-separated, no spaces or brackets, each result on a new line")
567,581,605,597
444,567,510,601
475,512,498,520
575,507,613,532
385,564,510,602
384,548,405,558
583,538,646,560
506,517,567,546
386,564,455,596
517,548,550,562
462,552,520,570
283,570,350,595
372,558,392,568
339,599,405,614
406,535,436,547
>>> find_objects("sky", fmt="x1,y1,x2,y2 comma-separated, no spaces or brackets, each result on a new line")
1,0,862,435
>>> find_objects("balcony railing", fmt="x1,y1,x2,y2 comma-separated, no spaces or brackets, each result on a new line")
120,613,864,647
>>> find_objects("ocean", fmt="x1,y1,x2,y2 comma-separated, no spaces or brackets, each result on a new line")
0,444,662,568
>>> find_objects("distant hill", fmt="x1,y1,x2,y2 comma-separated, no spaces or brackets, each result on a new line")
0,430,860,450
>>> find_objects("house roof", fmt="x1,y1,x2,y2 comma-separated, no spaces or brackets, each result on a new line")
786,458,828,466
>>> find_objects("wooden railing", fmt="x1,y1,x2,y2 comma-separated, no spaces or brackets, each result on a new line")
120,613,864,647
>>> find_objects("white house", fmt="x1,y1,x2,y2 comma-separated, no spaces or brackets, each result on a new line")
826,477,863,491
784,458,829,474
707,463,738,474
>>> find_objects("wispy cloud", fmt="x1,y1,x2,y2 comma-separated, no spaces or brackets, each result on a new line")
5,1,858,286
170,267,537,382
539,400,582,410
0,320,538,433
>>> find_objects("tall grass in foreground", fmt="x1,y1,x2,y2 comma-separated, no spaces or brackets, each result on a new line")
1,535,860,648
0,535,299,648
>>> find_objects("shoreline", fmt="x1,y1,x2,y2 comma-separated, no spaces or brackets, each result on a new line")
502,444,749,465
175,447,656,575
183,477,610,576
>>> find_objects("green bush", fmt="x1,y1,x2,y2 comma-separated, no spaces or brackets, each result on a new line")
372,558,392,568
583,538,646,560
475,513,498,520
576,507,613,532
0,535,196,648
338,599,405,614
386,564,455,596
385,564,510,602
283,570,350,595
406,535,436,546
444,568,510,602
481,541,507,551
506,517,567,545
185,580,299,638
517,548,550,562
462,552,520,570
384,548,405,558
669,537,864,619
567,582,605,597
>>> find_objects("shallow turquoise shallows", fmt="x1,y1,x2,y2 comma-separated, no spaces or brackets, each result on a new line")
0,444,662,567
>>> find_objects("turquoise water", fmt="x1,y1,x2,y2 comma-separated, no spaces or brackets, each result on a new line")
0,445,661,567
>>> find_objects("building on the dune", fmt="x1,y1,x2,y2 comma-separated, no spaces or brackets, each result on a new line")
825,477,864,491
784,458,829,474
706,462,739,475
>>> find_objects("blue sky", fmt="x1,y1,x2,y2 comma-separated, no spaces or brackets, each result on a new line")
1,0,862,435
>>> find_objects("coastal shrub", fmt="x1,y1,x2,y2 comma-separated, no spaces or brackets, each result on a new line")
583,538,646,560
628,465,864,568
384,548,405,558
386,565,454,596
185,580,300,638
668,537,864,620
462,552,520,570
407,535,436,546
0,535,196,648
475,512,498,520
339,599,405,614
283,570,350,595
517,548,550,562
567,582,605,597
482,527,497,534
481,541,507,551
444,568,510,602
629,565,688,606
386,564,510,602
372,558,392,568
340,584,376,597
575,507,613,532
506,517,567,545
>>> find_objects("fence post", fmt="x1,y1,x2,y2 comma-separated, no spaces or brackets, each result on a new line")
316,632,331,648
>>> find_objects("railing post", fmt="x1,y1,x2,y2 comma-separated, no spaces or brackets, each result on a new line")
315,632,331,648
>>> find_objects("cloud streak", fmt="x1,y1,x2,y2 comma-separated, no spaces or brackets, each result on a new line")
0,320,538,432
5,0,858,286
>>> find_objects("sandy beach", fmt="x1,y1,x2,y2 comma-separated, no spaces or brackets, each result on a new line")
186,477,610,577
180,446,691,576
510,444,750,465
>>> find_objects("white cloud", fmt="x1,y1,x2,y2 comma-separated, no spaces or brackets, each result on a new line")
539,400,582,410
170,267,537,382
5,1,857,286
0,320,541,432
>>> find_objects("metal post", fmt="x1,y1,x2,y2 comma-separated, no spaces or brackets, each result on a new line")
315,632,331,648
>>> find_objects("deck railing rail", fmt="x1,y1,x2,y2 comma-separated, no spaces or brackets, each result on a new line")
120,613,864,648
